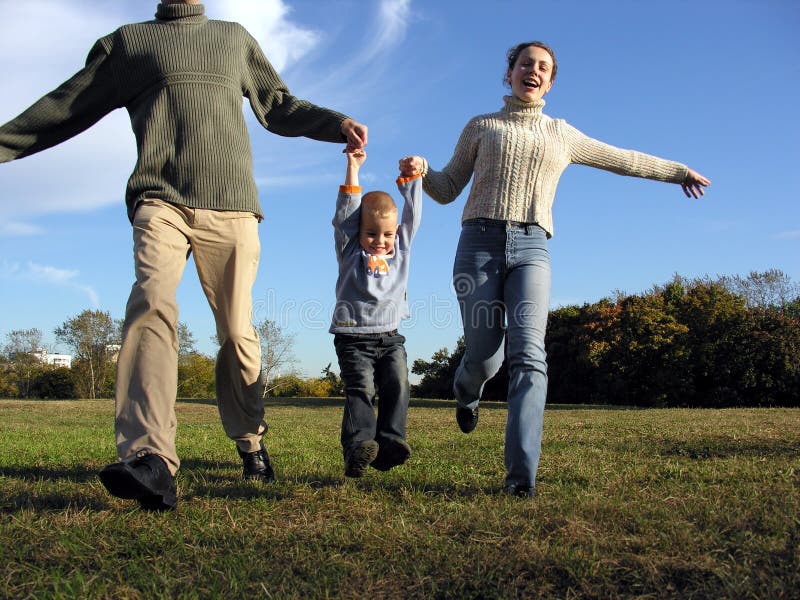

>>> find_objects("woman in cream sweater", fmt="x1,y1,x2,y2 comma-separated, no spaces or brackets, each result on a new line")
400,41,709,497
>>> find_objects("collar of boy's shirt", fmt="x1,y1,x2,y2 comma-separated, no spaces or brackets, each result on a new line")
156,3,205,21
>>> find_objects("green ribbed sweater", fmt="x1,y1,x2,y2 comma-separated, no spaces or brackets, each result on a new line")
0,3,349,221
421,96,689,237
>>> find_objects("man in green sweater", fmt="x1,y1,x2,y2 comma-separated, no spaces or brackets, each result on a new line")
0,1,368,510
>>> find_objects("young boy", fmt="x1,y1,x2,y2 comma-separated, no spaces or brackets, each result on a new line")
330,149,422,477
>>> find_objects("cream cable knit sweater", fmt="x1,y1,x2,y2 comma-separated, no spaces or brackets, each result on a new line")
421,96,689,237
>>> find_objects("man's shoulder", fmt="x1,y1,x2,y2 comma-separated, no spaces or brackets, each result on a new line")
116,18,250,37
207,19,250,34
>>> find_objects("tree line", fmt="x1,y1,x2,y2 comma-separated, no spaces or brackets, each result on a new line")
4,270,798,406
0,312,342,400
412,270,800,408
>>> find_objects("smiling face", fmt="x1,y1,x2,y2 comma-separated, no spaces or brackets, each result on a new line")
359,191,399,256
359,211,398,256
507,45,555,103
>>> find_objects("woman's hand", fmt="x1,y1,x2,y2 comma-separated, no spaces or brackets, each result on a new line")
681,168,711,199
399,155,424,177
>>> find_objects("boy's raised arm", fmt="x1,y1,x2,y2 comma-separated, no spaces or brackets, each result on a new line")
333,149,366,257
396,165,423,247
344,148,366,188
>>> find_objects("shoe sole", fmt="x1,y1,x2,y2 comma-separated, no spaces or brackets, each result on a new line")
344,442,379,478
99,465,176,511
371,440,411,471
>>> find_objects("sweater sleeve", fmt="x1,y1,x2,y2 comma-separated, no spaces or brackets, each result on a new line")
0,36,120,163
242,31,348,143
422,116,481,204
561,121,688,183
333,186,362,259
396,174,423,251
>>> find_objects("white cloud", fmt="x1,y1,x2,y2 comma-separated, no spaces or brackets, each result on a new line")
291,0,413,100
28,263,79,285
215,0,320,71
0,2,137,222
0,221,44,237
774,230,800,240
0,259,21,278
244,0,414,184
364,0,412,64
1,260,100,307
0,1,129,116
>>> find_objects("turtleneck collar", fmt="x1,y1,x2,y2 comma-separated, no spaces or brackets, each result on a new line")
502,95,546,117
155,3,206,21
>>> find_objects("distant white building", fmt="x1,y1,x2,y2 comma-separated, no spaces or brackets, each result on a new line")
35,349,73,369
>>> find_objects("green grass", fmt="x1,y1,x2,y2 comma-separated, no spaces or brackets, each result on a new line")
1,398,798,599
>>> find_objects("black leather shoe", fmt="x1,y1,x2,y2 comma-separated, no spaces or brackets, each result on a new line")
456,405,479,433
503,483,536,498
371,439,411,472
238,441,276,483
99,451,177,511
344,440,379,478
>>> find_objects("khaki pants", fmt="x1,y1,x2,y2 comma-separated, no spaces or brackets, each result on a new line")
114,199,267,475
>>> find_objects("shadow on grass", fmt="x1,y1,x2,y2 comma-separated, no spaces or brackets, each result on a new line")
655,438,800,459
177,458,496,500
178,397,635,411
0,465,99,483
0,465,114,512
1,463,515,514
1,492,110,513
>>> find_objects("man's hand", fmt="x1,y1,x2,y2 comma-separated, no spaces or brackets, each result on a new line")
681,168,711,199
341,118,368,148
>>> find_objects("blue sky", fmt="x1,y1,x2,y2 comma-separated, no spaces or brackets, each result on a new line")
1,0,798,381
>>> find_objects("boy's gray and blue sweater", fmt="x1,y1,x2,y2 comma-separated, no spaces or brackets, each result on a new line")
330,174,423,334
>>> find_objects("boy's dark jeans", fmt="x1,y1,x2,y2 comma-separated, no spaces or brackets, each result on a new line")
334,331,410,455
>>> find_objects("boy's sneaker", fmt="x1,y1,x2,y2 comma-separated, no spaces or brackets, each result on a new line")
456,404,479,433
344,440,379,478
99,450,177,511
238,441,276,483
371,439,411,472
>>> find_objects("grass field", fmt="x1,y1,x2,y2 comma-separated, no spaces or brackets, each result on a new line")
1,398,798,599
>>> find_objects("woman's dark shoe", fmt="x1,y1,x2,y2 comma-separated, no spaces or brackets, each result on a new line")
344,440,379,478
503,483,536,498
456,405,479,433
99,451,177,511
238,441,276,483
371,439,411,471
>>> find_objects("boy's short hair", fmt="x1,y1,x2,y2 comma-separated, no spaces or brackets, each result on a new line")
361,191,398,219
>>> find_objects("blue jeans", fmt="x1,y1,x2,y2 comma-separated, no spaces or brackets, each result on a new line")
334,332,410,454
453,219,551,489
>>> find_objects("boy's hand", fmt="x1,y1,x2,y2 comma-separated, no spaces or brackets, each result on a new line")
345,147,367,168
399,155,423,177
343,148,365,186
